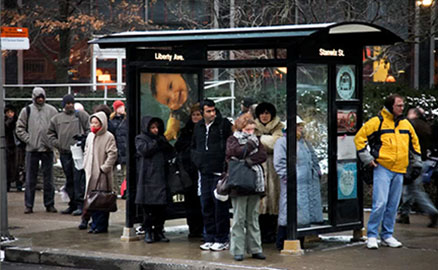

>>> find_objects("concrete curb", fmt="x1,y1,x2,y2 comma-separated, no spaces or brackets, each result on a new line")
4,246,281,270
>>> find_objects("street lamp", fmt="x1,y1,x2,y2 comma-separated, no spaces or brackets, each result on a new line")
414,0,435,89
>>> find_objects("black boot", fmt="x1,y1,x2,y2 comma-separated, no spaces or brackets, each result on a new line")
396,214,410,224
428,214,438,228
78,219,88,230
144,229,154,244
154,228,169,243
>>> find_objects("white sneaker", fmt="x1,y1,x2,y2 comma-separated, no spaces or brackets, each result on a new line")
381,237,402,248
200,242,214,250
367,237,379,249
210,242,229,251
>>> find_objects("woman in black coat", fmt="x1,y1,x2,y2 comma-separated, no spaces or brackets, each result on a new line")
174,103,204,238
135,116,174,243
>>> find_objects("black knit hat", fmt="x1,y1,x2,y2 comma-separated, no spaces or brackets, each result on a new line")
241,97,256,108
62,94,75,108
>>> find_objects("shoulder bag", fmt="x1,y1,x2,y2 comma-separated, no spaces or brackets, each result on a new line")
227,145,257,192
83,172,117,212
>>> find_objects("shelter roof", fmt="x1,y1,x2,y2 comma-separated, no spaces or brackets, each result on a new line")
90,22,402,49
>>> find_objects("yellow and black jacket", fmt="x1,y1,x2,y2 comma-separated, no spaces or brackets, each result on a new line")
354,108,421,174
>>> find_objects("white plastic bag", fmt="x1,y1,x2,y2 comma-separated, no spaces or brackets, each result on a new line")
70,144,84,170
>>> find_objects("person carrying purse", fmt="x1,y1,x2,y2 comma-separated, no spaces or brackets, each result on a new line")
82,111,117,233
225,113,267,261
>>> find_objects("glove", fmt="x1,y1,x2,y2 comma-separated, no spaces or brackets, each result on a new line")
410,166,422,181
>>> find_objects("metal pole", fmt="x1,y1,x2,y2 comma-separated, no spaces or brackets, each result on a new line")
414,1,420,89
429,2,435,88
0,0,13,241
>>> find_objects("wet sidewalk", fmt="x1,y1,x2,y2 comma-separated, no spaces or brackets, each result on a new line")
2,190,438,270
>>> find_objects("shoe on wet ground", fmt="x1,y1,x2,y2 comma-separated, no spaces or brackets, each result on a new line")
234,255,244,261
46,206,58,213
427,214,438,228
381,237,402,248
78,220,88,230
24,207,33,214
367,237,378,249
72,209,83,216
252,253,266,260
61,207,75,215
210,242,229,251
396,215,410,224
200,242,214,250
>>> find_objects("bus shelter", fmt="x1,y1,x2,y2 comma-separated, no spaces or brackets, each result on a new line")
90,22,402,244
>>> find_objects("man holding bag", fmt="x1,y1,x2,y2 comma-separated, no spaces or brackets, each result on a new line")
48,94,89,216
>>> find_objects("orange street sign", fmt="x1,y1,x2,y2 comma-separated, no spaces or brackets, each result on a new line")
1,27,29,50
1,27,29,38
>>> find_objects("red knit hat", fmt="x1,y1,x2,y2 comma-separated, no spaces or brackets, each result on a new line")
112,100,125,111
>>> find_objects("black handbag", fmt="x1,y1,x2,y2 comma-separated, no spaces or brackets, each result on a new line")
84,190,117,212
83,172,117,212
227,146,256,192
168,156,193,195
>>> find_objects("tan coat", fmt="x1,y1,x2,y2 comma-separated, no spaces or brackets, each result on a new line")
255,116,284,215
83,112,117,195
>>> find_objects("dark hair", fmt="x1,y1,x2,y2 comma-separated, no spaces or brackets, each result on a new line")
200,99,215,112
93,104,112,118
384,94,403,114
255,102,277,120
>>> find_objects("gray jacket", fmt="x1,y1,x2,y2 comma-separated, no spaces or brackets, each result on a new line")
16,88,58,152
47,110,90,153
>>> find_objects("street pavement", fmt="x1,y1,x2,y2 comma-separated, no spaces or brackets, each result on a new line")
1,190,437,270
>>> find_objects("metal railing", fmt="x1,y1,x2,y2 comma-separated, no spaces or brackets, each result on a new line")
3,80,237,116
3,83,126,105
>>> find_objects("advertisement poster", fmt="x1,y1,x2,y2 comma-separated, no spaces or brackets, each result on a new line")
337,161,357,200
337,109,357,133
336,65,356,100
140,72,199,140
337,135,357,160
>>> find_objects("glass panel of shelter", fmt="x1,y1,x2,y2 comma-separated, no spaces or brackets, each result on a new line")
296,64,329,229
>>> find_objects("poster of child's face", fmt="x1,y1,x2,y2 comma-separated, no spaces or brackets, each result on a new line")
140,72,198,126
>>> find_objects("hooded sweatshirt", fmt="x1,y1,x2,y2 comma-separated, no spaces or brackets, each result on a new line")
83,112,117,194
16,87,58,152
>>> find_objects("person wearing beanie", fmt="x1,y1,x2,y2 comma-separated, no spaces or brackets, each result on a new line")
48,94,90,216
239,97,257,116
109,100,128,194
16,87,59,214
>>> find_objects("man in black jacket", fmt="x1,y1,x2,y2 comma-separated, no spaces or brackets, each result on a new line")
191,99,232,251
397,107,438,228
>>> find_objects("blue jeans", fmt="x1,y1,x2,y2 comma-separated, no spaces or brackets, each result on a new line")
367,165,403,239
200,174,230,243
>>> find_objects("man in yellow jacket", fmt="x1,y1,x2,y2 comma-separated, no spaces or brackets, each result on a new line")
355,94,422,249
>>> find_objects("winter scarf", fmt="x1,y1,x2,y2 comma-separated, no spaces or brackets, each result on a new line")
233,131,265,193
